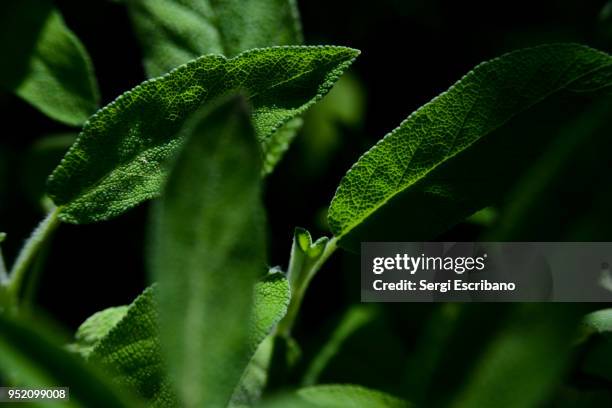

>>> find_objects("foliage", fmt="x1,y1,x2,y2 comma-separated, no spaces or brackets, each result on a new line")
0,1,611,408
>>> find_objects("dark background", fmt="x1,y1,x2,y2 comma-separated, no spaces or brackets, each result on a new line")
1,0,611,403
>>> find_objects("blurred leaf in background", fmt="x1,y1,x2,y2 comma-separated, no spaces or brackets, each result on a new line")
124,0,303,77
0,0,99,125
149,96,266,407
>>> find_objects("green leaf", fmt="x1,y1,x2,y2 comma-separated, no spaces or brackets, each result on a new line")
327,43,612,248
88,287,177,407
262,117,303,175
47,45,359,224
81,272,288,407
297,385,410,408
125,0,303,77
68,305,129,358
230,270,291,407
149,96,266,407
453,304,585,408
0,313,137,408
0,0,99,125
250,270,292,353
584,309,612,334
580,308,612,383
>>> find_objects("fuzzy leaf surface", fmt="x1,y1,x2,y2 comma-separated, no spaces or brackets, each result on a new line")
149,97,266,407
126,0,302,77
328,44,612,248
231,270,291,406
88,287,177,407
47,46,358,224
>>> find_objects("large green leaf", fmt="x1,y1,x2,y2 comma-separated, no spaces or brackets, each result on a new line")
327,43,612,248
47,45,358,224
125,0,303,77
0,314,137,408
0,0,99,125
149,97,266,407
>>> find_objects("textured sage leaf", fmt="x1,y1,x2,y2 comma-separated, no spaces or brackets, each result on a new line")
454,305,585,408
328,43,612,248
47,46,359,224
0,314,137,408
125,0,303,77
231,270,291,406
88,287,177,407
69,305,128,358
297,385,410,408
250,270,291,354
149,97,266,407
262,117,303,175
81,272,289,407
0,0,99,125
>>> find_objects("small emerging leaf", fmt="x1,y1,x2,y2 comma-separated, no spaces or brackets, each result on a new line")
47,46,359,224
0,0,99,125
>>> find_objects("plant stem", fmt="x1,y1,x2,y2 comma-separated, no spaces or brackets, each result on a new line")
277,237,338,337
5,207,61,306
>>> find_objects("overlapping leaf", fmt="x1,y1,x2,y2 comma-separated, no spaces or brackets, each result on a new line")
328,43,612,248
125,0,303,77
47,46,359,224
0,0,99,125
87,287,176,407
149,97,265,407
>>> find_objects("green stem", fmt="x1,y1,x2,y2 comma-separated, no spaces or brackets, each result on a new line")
5,208,61,306
277,237,338,337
